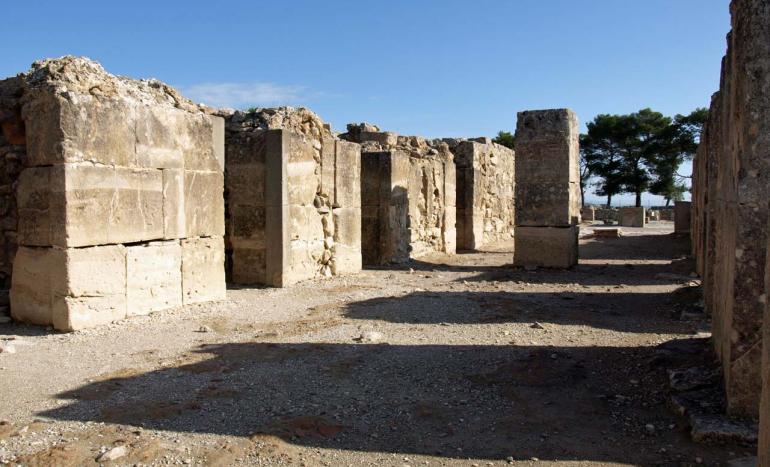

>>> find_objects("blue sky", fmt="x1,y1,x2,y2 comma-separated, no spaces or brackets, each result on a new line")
1,1,730,206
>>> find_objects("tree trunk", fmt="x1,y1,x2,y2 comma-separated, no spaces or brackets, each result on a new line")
665,198,671,207
606,194,612,208
635,190,642,207
580,186,585,208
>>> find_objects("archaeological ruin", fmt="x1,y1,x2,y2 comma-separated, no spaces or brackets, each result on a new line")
513,109,580,268
222,108,362,286
0,57,226,331
446,137,515,251
340,124,456,264
690,0,770,459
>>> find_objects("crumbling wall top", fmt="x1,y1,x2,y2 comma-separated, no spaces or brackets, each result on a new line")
220,107,334,141
341,122,453,163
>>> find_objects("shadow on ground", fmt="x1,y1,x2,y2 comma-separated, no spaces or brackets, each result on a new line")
39,339,731,464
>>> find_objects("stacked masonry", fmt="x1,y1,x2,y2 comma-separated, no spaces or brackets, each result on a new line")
445,137,515,251
690,0,770,460
341,124,456,265
5,57,226,331
513,109,581,268
223,108,362,287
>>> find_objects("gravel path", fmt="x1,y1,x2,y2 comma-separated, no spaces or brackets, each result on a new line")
0,222,752,466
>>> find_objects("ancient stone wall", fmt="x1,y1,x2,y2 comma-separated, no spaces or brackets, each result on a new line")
342,124,456,265
690,0,770,419
513,109,580,268
0,77,25,318
446,137,515,250
223,108,362,286
5,57,226,331
618,207,645,228
674,201,691,234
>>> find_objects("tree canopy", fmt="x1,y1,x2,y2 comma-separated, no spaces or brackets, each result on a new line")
492,131,515,150
580,108,706,207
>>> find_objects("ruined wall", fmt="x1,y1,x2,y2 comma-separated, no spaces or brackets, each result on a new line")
674,201,691,234
6,57,226,331
0,77,25,318
513,109,580,268
223,108,362,286
762,256,770,464
446,138,515,251
690,0,770,418
342,124,456,264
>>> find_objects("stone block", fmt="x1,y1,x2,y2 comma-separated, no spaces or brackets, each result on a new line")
581,207,595,222
184,170,224,238
761,303,769,465
162,168,185,239
618,207,646,228
514,226,578,269
17,164,164,248
334,140,361,208
514,109,579,184
675,201,692,233
333,207,362,275
286,132,319,206
126,241,182,316
10,245,127,331
231,247,266,285
516,182,581,227
181,237,226,305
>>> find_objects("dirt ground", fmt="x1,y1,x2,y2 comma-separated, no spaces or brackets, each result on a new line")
0,221,756,466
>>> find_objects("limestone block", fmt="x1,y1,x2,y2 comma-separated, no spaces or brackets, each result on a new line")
514,109,579,185
675,201,692,233
581,207,595,222
229,205,266,247
17,164,164,248
516,182,580,227
10,245,127,331
618,207,646,228
231,247,266,285
286,132,319,206
181,237,226,305
162,168,185,239
23,92,137,168
334,140,361,208
761,305,769,465
333,207,362,275
184,170,224,238
126,241,182,316
514,226,578,269
210,115,225,171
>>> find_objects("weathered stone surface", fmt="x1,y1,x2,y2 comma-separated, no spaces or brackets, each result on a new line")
10,245,127,331
690,0,770,422
513,109,580,268
514,226,578,269
181,237,225,304
126,241,182,316
618,207,646,228
342,126,455,264
581,207,596,222
223,108,362,286
674,201,691,233
762,239,770,465
183,170,224,238
450,139,515,251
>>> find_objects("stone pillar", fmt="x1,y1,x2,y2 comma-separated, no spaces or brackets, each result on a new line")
450,139,515,251
674,201,691,234
7,57,226,331
513,109,580,268
223,109,362,287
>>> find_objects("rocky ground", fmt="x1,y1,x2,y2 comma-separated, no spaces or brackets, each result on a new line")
0,221,757,466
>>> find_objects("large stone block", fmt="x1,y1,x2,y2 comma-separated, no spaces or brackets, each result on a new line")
674,201,691,233
10,245,127,331
181,237,226,305
334,140,361,208
126,241,182,316
514,226,578,269
514,109,579,185
761,304,769,465
516,182,580,227
618,207,646,228
333,207,362,275
162,168,185,239
184,170,224,238
17,164,164,248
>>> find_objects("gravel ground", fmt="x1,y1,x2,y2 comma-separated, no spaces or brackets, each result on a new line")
0,221,755,466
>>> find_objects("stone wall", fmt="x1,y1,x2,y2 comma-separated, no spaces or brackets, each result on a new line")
690,0,770,419
446,137,515,250
342,124,456,265
513,109,580,268
0,77,24,317
674,201,691,234
618,207,645,228
223,108,362,286
4,57,226,331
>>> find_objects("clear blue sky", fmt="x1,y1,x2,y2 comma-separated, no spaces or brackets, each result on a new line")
1,0,730,206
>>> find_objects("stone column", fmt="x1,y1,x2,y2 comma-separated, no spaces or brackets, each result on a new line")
513,109,580,268
674,201,691,234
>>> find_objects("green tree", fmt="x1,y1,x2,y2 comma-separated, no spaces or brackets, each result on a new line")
619,109,673,207
580,115,628,207
493,131,515,150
